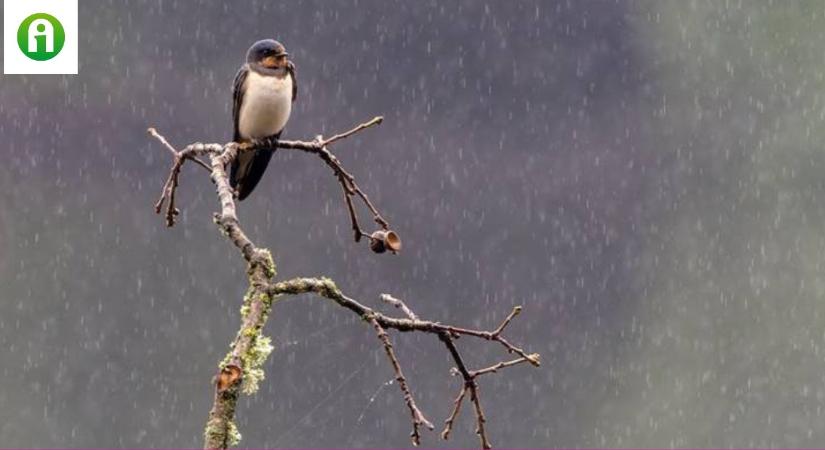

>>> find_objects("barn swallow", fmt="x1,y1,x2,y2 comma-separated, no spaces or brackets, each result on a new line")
230,39,297,200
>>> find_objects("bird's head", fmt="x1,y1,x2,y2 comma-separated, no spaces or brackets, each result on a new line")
246,39,290,69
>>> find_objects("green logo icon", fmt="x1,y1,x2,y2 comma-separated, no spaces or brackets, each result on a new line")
17,13,65,61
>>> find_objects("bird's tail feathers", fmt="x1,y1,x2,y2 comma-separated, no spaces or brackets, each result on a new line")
230,147,274,201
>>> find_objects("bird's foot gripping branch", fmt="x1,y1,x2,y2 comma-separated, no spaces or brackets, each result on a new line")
148,117,540,449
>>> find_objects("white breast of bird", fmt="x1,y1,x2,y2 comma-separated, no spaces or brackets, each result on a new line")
238,70,293,139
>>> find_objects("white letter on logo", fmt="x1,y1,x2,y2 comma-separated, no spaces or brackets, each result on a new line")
27,18,53,53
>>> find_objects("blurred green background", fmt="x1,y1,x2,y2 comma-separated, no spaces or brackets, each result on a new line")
1,0,825,447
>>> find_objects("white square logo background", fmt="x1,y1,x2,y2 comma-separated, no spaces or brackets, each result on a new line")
4,0,78,74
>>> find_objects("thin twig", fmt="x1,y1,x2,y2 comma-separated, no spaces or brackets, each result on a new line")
153,155,183,227
149,131,211,227
441,386,467,440
470,356,538,377
340,180,364,241
492,306,522,337
148,127,178,156
468,382,491,449
369,317,434,446
381,293,419,320
279,119,390,238
321,115,383,147
312,145,390,234
148,127,212,172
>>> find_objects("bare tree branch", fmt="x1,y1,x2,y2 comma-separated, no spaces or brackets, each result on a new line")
148,118,540,449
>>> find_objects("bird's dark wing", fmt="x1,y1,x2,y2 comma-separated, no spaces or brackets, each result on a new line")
229,64,274,201
288,61,298,103
231,64,249,142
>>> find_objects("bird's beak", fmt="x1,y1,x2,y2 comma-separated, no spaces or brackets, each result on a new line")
262,53,289,68
262,55,278,68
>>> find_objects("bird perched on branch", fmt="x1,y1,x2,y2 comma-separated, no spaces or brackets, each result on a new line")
230,39,297,200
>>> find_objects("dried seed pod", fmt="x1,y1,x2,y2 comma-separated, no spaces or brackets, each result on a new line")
369,230,402,254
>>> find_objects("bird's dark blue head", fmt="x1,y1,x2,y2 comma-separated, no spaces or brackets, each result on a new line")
246,39,289,69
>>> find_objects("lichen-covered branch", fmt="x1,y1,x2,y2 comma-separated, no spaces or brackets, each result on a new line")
148,118,539,449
